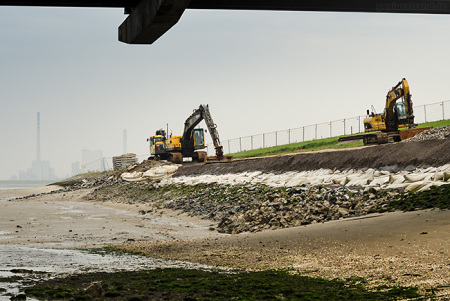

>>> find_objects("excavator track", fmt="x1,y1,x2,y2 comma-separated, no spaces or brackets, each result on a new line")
169,152,183,164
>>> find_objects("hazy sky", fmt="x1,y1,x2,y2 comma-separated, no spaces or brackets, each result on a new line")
1,6,450,179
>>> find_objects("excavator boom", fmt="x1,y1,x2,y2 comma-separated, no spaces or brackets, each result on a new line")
182,104,224,159
149,104,230,163
384,78,414,131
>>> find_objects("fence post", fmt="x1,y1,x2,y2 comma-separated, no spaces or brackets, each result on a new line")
222,100,449,153
424,105,427,122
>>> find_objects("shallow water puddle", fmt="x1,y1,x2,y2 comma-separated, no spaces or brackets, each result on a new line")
0,245,214,299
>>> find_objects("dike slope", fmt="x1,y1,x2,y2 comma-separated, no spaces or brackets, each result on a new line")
175,139,450,176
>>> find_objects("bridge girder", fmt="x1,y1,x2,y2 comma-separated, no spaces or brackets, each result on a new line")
1,0,450,44
0,1,139,7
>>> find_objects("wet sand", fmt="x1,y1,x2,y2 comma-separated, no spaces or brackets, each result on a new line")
0,187,221,248
0,186,223,298
124,210,450,296
0,187,449,297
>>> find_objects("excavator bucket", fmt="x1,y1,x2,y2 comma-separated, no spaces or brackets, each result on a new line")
399,127,433,140
205,155,233,164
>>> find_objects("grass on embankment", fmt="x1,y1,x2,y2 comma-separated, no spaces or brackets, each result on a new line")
230,119,450,159
25,268,424,301
230,137,363,159
418,119,450,128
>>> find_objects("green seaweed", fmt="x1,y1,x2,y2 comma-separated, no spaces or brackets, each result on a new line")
26,268,425,300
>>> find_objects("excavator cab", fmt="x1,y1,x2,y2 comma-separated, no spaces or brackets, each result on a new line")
192,128,205,149
148,135,167,156
395,102,407,125
150,136,165,145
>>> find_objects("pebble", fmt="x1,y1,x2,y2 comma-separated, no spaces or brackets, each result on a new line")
403,126,450,142
86,181,400,235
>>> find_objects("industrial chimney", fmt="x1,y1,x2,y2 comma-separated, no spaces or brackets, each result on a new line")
36,112,41,180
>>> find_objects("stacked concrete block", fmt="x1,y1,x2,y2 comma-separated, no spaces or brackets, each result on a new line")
113,153,138,170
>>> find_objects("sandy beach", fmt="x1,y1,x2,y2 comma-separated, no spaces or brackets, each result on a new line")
0,186,220,248
124,209,449,294
0,185,449,297
0,186,224,298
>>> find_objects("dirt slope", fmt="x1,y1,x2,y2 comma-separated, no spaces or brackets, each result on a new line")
175,139,450,176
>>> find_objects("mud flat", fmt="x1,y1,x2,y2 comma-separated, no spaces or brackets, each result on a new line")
0,245,216,299
0,187,221,248
0,188,222,299
123,209,449,295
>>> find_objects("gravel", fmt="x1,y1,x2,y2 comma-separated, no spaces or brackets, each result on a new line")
84,182,400,234
403,126,450,142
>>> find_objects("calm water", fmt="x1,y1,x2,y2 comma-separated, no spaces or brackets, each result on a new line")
0,180,55,190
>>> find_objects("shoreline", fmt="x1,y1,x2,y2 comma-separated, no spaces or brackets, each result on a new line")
0,186,224,299
0,185,63,200
0,187,221,248
1,183,449,297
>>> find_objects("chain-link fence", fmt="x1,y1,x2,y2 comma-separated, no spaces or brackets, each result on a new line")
81,100,448,169
217,100,450,155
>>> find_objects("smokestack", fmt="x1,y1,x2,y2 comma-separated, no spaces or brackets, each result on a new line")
36,112,41,180
123,129,127,154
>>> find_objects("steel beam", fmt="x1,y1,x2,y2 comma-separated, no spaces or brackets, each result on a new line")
2,0,450,44
0,1,139,7
188,0,450,14
118,0,450,44
1,0,450,14
118,0,191,44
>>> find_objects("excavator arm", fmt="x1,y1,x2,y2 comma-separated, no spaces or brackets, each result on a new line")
402,80,414,125
384,78,414,131
182,104,224,159
201,105,224,158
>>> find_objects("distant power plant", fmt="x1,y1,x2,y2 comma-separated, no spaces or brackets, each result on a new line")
19,112,57,180
36,112,41,180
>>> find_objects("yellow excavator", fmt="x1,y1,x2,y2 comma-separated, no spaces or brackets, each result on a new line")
148,104,231,163
339,78,430,145
363,78,415,143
